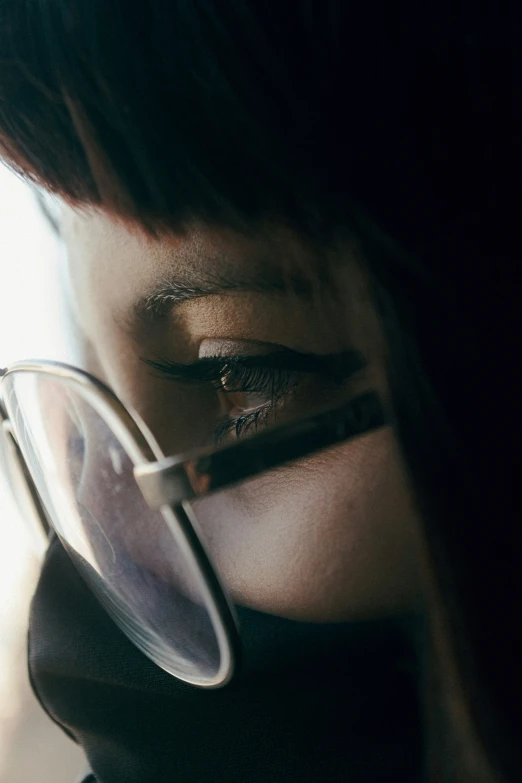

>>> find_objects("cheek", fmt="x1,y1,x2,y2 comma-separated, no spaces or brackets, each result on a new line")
191,430,422,621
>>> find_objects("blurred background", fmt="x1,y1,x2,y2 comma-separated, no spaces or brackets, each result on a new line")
0,165,85,782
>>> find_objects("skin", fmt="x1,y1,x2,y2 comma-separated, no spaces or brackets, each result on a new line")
59,204,423,621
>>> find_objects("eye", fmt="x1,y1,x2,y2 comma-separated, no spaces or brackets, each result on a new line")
142,348,367,443
221,386,271,415
213,361,301,440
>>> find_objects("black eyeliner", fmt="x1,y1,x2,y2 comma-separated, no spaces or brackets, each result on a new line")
140,348,366,384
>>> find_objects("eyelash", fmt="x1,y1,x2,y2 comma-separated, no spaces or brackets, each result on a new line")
215,405,274,442
143,356,299,441
212,360,299,441
142,350,366,443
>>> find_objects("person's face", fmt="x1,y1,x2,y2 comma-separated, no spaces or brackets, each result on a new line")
60,205,422,621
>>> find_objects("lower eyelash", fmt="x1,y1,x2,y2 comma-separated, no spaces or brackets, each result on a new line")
213,404,272,443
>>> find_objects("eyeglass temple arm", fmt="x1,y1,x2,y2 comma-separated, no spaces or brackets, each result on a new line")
135,391,387,510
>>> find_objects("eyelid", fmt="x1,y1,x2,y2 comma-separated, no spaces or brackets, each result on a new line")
140,356,297,397
140,348,367,384
198,338,277,359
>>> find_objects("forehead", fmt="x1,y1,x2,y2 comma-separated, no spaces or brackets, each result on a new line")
61,204,362,281
62,205,363,300
60,204,381,360
62,205,310,269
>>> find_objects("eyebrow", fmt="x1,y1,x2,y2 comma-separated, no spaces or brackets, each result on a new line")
132,264,314,322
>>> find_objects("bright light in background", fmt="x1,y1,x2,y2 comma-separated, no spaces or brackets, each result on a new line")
0,165,84,782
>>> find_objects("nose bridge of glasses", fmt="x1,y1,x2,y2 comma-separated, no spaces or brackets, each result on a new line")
1,414,13,435
0,381,7,419
0,414,51,554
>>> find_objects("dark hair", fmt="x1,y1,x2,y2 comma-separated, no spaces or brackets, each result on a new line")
1,2,521,780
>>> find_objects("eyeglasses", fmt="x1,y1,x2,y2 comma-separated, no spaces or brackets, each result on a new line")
0,360,387,687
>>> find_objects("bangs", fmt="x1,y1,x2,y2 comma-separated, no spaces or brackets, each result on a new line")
0,0,446,243
0,1,519,254
0,0,374,235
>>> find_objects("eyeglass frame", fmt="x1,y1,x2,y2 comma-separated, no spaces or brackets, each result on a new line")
0,359,388,686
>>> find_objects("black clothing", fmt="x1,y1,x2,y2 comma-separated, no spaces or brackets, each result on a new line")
29,537,422,782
